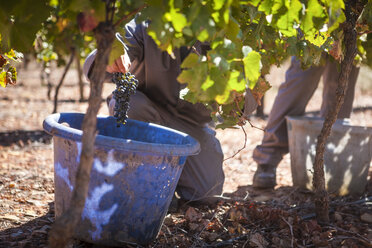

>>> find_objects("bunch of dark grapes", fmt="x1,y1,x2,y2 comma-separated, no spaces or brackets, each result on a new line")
112,72,138,125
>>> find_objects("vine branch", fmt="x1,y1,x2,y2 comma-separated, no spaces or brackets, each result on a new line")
114,4,147,27
224,126,247,161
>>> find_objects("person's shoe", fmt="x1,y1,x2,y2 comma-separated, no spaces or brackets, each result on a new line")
252,164,276,189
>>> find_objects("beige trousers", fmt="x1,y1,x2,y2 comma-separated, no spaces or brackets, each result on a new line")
253,56,360,167
109,91,225,202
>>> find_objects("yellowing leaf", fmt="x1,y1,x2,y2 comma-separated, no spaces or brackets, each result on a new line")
197,29,209,42
243,49,261,88
215,71,244,104
228,70,245,92
201,75,214,91
56,18,68,32
0,71,7,87
307,31,329,47
213,0,225,10
170,11,187,32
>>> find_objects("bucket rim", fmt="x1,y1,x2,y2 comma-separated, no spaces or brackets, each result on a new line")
43,112,201,156
286,115,372,134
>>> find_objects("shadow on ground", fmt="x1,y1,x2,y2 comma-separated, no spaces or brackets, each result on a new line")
0,130,52,147
0,203,54,248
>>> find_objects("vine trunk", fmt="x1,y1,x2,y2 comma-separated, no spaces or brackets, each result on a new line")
312,0,366,224
48,22,115,247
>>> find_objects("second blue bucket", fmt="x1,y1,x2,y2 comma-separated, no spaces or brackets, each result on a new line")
43,112,200,246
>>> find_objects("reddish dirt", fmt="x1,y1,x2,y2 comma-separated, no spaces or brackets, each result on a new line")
0,61,371,247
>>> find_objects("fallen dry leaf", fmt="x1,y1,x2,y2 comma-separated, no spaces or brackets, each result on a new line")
250,232,269,248
360,213,372,223
185,207,202,222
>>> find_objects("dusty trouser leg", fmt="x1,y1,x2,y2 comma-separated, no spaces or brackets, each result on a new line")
320,59,359,119
109,91,224,203
253,57,325,167
252,57,325,188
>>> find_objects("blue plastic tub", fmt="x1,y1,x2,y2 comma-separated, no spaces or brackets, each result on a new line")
43,113,200,246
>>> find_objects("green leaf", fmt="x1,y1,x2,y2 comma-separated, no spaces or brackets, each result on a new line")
276,0,302,37
249,0,261,7
258,0,275,15
166,0,187,32
258,0,283,15
181,53,199,68
170,10,187,32
201,75,214,91
216,117,238,129
243,49,261,88
197,29,209,42
301,0,328,47
215,71,245,104
228,70,245,92
326,0,345,33
0,0,51,52
226,17,240,41
213,0,225,10
109,33,125,66
178,69,194,84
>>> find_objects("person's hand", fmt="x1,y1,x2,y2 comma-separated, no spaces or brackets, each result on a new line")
106,53,131,74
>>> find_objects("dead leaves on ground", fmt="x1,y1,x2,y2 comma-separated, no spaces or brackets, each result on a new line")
157,200,372,248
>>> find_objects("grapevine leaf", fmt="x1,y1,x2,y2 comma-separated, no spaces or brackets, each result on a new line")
109,32,125,67
213,0,225,10
165,0,187,33
178,62,208,90
307,31,330,47
216,117,239,129
226,17,240,41
0,71,6,87
228,70,246,92
258,0,283,15
4,49,23,62
258,0,275,15
0,0,51,52
251,79,271,105
326,0,346,33
178,70,194,85
181,53,199,68
276,0,302,37
170,11,187,33
301,0,328,46
249,0,261,7
197,29,209,42
243,48,261,89
215,71,245,104
201,75,214,91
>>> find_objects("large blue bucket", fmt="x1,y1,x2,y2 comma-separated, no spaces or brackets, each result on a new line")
43,113,200,246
